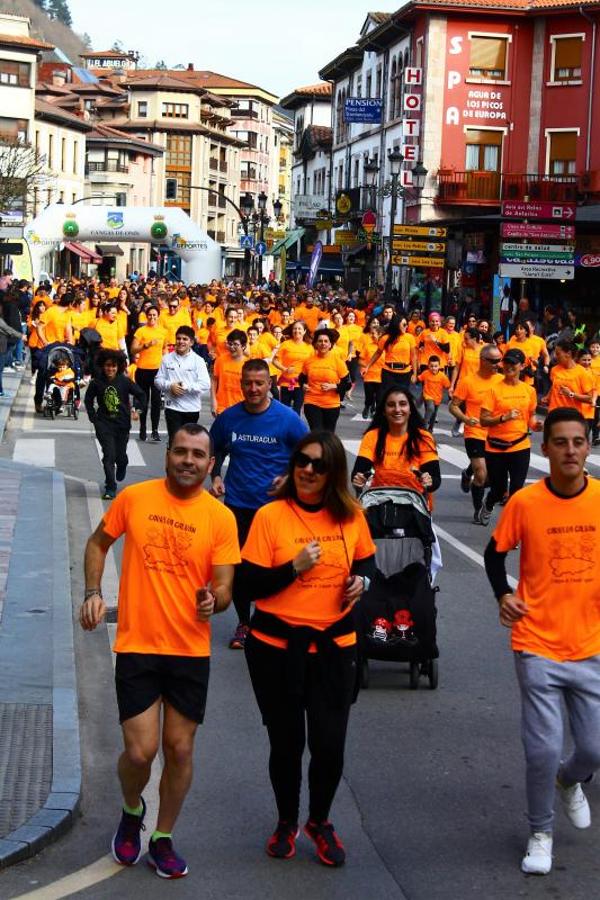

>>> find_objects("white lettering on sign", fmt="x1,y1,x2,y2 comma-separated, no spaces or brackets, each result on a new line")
404,94,422,112
446,107,460,125
403,118,420,137
448,71,461,90
449,36,463,55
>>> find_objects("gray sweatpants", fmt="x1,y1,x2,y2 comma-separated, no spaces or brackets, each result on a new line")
515,651,600,833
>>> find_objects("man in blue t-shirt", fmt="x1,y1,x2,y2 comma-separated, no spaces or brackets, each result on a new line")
210,359,308,649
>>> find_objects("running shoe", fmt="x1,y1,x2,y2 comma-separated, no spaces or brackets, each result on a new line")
304,820,346,867
472,509,482,525
151,431,161,442
521,832,552,875
266,820,299,859
102,488,116,500
147,836,188,879
557,780,591,829
116,462,127,482
139,426,147,441
460,469,472,493
476,505,492,526
229,623,249,649
451,422,462,438
111,797,146,866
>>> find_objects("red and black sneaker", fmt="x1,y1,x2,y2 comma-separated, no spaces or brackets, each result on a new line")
266,820,299,859
111,797,146,866
304,820,346,867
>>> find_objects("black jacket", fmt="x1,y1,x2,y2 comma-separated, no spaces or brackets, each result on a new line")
84,373,146,430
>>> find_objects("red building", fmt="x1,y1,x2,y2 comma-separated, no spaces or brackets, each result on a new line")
384,0,600,322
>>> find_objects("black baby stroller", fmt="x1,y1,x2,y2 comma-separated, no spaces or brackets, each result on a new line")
358,487,440,690
78,327,103,377
41,344,81,420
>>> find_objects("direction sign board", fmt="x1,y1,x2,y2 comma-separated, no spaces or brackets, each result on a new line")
501,222,576,240
0,225,24,239
498,263,574,280
391,254,445,268
393,240,446,253
500,243,575,254
501,255,574,265
335,231,359,246
239,234,254,249
501,201,577,221
0,242,23,255
255,241,267,255
393,225,447,237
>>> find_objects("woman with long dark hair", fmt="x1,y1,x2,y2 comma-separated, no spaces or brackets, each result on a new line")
301,329,349,432
360,313,417,397
240,431,376,867
351,385,441,507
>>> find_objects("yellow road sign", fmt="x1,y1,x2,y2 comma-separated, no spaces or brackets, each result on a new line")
335,231,359,245
393,225,448,237
391,254,445,268
392,240,446,252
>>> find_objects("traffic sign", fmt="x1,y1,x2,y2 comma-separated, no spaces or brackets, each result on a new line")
501,256,574,265
239,234,254,249
0,226,24,239
255,241,267,255
391,254,445,268
393,225,447,237
501,201,577,221
0,242,23,255
500,243,575,254
392,240,446,253
335,231,359,246
498,263,574,279
501,222,576,240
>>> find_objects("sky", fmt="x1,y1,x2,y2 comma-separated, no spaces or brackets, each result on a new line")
68,0,386,97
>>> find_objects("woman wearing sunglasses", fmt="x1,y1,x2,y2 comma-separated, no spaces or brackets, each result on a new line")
238,431,376,867
351,385,441,509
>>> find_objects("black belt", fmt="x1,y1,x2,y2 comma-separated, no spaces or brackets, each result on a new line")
384,363,411,372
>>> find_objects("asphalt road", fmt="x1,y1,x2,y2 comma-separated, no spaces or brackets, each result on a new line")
1,375,600,900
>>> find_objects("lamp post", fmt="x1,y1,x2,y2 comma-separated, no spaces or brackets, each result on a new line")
239,191,254,282
272,197,283,221
363,158,380,284
384,148,404,301
256,190,268,284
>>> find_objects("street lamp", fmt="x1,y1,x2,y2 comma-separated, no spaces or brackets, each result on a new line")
363,158,380,207
256,190,268,282
411,160,428,190
384,148,404,300
273,197,283,221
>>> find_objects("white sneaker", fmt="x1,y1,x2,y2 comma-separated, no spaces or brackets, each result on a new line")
557,781,591,829
521,832,553,875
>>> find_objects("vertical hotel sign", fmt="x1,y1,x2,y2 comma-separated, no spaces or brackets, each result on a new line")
401,67,423,187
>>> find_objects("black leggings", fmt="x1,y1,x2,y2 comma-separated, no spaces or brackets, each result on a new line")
484,448,530,509
245,634,355,823
280,385,304,415
228,505,257,625
164,408,199,444
379,368,411,401
304,403,340,433
94,421,129,492
363,381,379,413
135,367,160,432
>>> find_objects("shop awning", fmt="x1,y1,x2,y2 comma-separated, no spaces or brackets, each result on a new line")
64,241,102,264
95,243,124,257
271,228,305,257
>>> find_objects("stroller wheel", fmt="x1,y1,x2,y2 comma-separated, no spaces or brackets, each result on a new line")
427,659,439,690
409,661,420,690
360,658,369,690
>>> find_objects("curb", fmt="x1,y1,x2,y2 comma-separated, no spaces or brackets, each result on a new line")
0,366,26,443
0,382,81,868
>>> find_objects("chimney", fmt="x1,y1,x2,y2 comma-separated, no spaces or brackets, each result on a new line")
52,69,66,87
187,63,194,71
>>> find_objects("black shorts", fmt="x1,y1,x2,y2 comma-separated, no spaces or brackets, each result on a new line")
464,438,486,459
115,653,210,724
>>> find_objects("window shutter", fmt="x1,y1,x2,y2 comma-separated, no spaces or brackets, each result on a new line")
470,37,507,71
550,132,577,160
465,128,503,146
554,37,582,70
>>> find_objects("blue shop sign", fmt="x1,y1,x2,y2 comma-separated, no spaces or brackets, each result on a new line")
344,98,383,124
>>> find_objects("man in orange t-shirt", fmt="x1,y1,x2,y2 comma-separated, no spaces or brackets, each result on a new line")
80,425,240,878
484,408,600,876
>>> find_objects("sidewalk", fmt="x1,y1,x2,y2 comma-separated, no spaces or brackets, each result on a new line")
0,370,80,869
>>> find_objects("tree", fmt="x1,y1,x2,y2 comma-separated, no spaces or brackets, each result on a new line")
45,0,72,26
155,59,168,70
77,32,93,50
111,41,125,52
0,141,48,219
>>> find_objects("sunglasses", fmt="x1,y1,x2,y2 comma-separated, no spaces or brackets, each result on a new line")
294,451,328,475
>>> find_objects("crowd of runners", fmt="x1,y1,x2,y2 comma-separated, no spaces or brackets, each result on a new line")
2,269,599,880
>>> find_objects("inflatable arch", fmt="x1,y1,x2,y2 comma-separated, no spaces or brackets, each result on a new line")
24,205,223,283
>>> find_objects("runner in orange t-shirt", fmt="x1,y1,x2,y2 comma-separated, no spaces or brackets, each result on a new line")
301,329,348,433
240,431,375,865
362,314,417,398
478,348,542,525
130,307,168,442
418,355,450,432
484,408,600,876
543,340,594,415
211,328,246,415
357,320,383,419
272,322,313,415
80,425,240,878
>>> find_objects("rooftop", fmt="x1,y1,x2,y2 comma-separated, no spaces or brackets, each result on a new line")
80,49,133,58
0,32,53,51
34,98,92,131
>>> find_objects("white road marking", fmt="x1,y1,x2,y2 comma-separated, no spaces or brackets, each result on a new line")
22,379,36,431
13,438,55,467
434,524,518,590
94,439,146,467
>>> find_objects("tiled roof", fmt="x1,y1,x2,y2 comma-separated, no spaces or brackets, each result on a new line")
86,122,163,153
80,49,131,58
411,0,600,9
110,117,247,146
293,83,332,96
0,32,53,51
368,11,393,22
125,73,205,93
129,68,276,97
34,98,92,130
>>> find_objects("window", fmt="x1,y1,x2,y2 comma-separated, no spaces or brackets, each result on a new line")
162,102,189,119
552,36,583,82
465,129,502,171
548,131,577,175
138,100,148,118
366,71,372,98
61,137,66,171
72,192,77,204
166,134,192,167
356,73,362,98
0,59,30,87
353,157,359,187
375,65,382,98
73,140,78,174
469,35,509,80
48,133,53,166
241,161,257,179
0,117,27,143
389,59,397,117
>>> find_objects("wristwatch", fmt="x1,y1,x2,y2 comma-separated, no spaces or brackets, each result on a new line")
361,575,371,592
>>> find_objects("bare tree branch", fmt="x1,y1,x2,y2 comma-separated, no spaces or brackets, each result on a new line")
0,140,49,218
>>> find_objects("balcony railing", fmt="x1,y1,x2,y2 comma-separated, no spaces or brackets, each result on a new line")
231,108,258,119
436,170,579,205
86,160,129,174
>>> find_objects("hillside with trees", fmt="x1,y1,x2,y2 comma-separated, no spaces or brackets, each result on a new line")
0,0,90,63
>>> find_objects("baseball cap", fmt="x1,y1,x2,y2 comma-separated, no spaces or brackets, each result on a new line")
502,348,526,366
